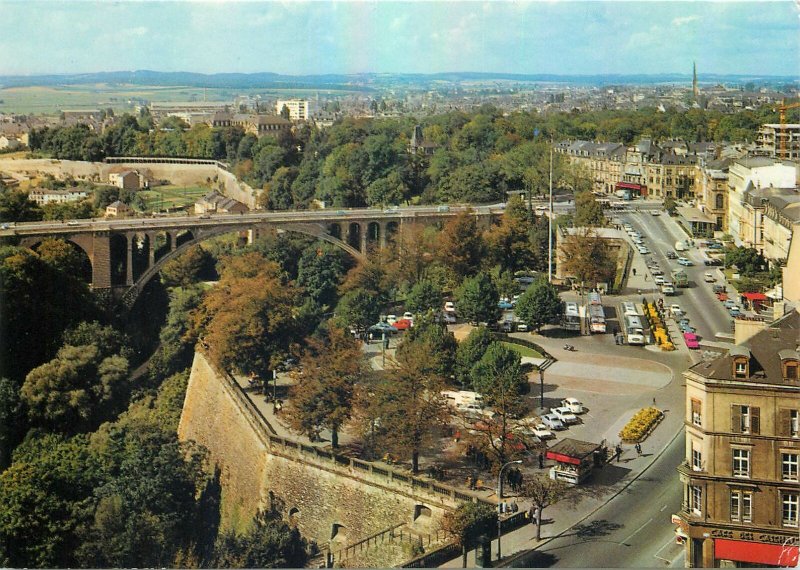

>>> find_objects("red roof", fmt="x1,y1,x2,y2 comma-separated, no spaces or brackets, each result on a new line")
742,292,767,301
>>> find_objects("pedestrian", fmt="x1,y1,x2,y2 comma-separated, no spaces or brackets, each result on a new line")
632,268,637,276
644,274,648,281
532,507,540,525
538,452,544,469
635,443,642,456
616,444,622,462
652,397,656,406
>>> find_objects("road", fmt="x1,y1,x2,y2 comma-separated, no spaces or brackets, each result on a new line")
511,429,685,568
619,211,734,342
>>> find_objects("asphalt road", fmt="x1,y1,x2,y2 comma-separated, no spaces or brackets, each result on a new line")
620,211,734,342
511,429,685,568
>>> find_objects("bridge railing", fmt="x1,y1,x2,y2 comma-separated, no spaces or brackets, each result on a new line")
200,350,493,510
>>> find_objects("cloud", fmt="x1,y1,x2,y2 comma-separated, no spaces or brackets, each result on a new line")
672,15,700,27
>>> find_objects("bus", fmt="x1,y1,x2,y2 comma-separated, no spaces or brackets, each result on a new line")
620,301,639,318
588,291,602,306
562,302,581,331
588,304,607,333
671,270,689,288
624,314,645,345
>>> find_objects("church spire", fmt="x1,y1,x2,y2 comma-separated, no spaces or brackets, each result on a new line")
692,61,699,98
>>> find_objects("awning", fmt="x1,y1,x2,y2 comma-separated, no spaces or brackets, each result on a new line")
715,538,798,566
616,182,642,190
546,451,582,465
742,292,767,301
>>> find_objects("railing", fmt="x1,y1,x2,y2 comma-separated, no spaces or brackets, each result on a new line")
401,542,461,568
202,351,492,509
332,523,409,564
488,332,551,360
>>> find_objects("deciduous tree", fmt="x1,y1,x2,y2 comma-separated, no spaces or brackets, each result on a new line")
522,475,572,540
455,272,501,325
405,279,444,315
440,502,497,568
559,227,616,290
514,277,564,332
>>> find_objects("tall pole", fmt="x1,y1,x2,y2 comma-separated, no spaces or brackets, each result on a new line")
548,144,554,283
497,459,523,560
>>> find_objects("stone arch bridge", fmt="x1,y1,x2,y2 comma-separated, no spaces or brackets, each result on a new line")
3,205,500,307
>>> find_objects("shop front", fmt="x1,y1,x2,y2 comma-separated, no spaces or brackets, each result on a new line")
677,522,799,568
545,438,603,485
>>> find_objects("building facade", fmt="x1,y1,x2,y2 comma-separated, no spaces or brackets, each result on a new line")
676,311,800,568
27,187,89,205
276,99,312,121
757,124,800,161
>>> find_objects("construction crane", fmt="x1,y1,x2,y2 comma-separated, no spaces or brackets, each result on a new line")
777,99,800,158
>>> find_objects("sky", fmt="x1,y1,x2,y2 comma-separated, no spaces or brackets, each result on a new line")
1,0,798,77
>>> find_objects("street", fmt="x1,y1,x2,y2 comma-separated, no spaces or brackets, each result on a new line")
510,428,685,568
620,210,734,342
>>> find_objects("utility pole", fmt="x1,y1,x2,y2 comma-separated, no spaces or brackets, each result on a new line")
548,143,554,283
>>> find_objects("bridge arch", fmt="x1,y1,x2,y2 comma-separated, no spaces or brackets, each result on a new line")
121,222,363,307
30,238,93,283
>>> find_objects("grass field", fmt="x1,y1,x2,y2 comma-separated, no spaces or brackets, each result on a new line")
0,83,361,115
500,341,543,359
138,185,209,212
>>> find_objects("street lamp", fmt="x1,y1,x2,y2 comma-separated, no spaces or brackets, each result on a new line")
497,459,523,560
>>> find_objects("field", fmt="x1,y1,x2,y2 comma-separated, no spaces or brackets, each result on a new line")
0,83,360,115
137,185,210,212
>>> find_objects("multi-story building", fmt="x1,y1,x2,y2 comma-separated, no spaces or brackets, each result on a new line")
27,187,90,205
757,124,800,161
727,158,797,249
276,99,313,121
676,310,800,568
698,158,731,232
762,195,800,262
555,140,625,194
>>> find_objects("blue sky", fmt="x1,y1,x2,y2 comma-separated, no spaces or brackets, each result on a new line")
1,1,798,77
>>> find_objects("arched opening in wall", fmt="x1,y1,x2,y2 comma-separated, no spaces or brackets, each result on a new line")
153,231,171,262
131,233,150,281
175,229,194,248
109,234,129,286
715,193,724,210
32,238,93,284
330,523,348,544
367,222,380,247
413,505,432,521
385,221,399,244
346,223,361,251
328,223,342,240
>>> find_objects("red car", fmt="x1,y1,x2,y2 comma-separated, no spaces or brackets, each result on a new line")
393,318,413,330
683,332,700,349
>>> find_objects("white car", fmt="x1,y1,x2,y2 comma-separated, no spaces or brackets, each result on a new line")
541,413,566,430
444,301,455,312
654,275,666,285
651,268,663,276
403,311,414,320
552,407,579,424
670,304,683,317
704,273,716,283
530,423,555,440
560,397,585,414
386,314,397,325
516,323,529,332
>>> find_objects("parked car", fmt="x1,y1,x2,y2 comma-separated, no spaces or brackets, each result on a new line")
704,272,716,283
444,301,455,312
651,268,664,276
729,306,742,317
655,275,666,286
552,407,579,424
501,320,514,333
442,312,457,324
679,321,695,333
393,318,412,330
516,322,529,332
403,311,414,320
683,332,700,349
670,304,683,316
666,251,678,259
524,423,555,440
638,247,651,255
677,257,694,266
704,258,723,266
560,397,585,414
541,413,566,430
723,299,736,309
650,211,661,216
712,284,727,294
708,242,724,250
498,300,514,310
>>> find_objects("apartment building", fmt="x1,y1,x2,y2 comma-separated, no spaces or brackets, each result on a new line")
726,158,797,250
276,99,314,121
762,195,800,262
676,310,800,568
698,158,731,232
27,187,90,205
757,124,800,161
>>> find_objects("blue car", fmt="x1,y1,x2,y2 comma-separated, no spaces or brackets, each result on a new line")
708,243,724,250
679,322,695,333
498,301,514,310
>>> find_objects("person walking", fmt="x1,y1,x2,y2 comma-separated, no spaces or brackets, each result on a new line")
616,444,622,462
538,452,544,469
635,443,642,456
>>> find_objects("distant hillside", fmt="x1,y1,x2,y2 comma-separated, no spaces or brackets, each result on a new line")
0,70,797,90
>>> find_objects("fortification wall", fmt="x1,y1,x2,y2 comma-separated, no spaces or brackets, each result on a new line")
178,351,456,548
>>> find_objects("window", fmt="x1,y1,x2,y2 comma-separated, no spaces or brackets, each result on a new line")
691,399,702,427
783,453,799,482
691,486,703,515
731,405,759,434
785,362,799,380
715,194,724,209
732,448,750,478
779,409,800,438
692,446,703,471
783,492,799,528
734,360,748,378
730,490,752,522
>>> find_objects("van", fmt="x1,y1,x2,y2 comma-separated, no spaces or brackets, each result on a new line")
675,241,687,252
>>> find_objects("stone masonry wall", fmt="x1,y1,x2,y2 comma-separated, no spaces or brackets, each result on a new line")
178,352,453,548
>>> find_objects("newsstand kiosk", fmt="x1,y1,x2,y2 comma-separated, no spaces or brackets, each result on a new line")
546,438,603,485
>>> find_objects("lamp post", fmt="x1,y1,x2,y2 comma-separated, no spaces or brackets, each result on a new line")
497,459,523,560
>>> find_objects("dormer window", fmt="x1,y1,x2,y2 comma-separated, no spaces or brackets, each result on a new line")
779,350,799,381
734,358,748,378
730,346,751,379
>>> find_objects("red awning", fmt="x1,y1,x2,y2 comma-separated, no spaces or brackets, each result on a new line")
616,182,642,190
546,451,582,465
715,539,798,566
742,292,767,301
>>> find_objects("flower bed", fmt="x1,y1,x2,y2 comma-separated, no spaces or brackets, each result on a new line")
619,407,664,442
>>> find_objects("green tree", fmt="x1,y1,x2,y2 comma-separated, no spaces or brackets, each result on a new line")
406,279,444,315
521,475,571,540
0,377,22,469
160,245,213,287
558,227,616,290
440,502,497,568
573,191,605,227
436,211,486,280
663,195,677,215
396,313,457,379
211,508,308,568
297,244,349,310
455,326,494,388
514,277,564,332
0,189,43,222
456,272,501,325
335,287,382,337
21,344,129,433
484,196,537,273
285,324,366,447
725,246,767,276
471,342,527,466
149,286,204,380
